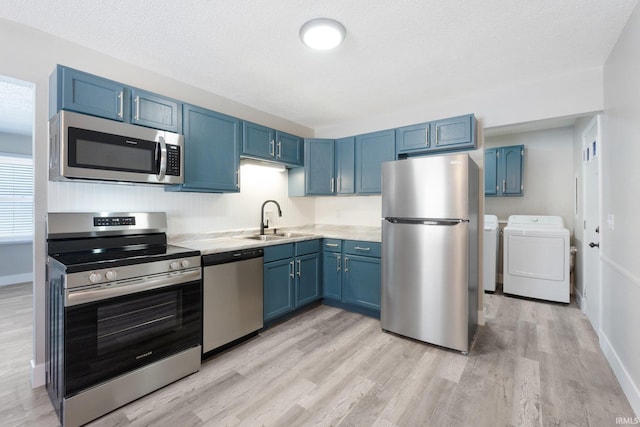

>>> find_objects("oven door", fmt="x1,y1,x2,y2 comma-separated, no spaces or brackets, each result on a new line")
63,279,200,397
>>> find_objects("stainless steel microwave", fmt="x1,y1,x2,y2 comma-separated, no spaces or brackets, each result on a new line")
49,110,184,185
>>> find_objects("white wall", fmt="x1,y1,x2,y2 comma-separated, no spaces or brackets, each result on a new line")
601,2,640,416
484,127,575,232
0,132,31,155
314,196,381,227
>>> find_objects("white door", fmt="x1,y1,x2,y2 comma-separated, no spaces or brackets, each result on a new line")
582,117,601,334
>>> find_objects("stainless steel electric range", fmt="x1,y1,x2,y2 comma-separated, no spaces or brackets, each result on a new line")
45,212,202,427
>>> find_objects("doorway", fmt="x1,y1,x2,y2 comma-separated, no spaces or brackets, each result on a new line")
582,116,602,335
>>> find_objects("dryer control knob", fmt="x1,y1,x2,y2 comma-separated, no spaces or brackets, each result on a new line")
180,259,190,268
105,270,117,281
89,272,102,283
170,261,180,270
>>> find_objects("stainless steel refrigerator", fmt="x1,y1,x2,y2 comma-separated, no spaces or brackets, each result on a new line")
381,153,479,353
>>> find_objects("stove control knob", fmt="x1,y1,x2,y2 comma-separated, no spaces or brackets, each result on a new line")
170,261,180,270
89,272,102,283
180,259,190,268
105,270,117,281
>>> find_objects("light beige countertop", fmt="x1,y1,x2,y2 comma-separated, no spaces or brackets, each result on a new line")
170,224,381,255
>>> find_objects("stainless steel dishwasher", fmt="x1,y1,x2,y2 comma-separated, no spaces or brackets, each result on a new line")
202,248,264,355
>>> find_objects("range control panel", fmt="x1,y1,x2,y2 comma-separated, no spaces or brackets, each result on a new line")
94,216,136,227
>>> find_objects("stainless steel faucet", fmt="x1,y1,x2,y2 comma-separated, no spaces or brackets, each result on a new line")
260,200,282,235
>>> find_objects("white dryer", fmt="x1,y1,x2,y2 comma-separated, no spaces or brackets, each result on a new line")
503,215,570,303
483,215,499,292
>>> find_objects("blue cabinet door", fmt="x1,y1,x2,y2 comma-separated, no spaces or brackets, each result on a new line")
322,251,342,300
177,104,240,192
501,145,524,195
295,253,321,306
57,66,125,121
355,130,395,194
343,254,381,311
305,139,335,195
242,121,275,160
484,148,499,196
431,114,475,151
264,258,295,321
131,89,180,132
336,137,355,194
396,122,430,154
276,131,303,166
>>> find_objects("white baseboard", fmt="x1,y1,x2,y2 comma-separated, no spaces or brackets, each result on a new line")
477,309,485,326
0,273,33,286
30,359,45,388
575,290,585,311
600,331,640,417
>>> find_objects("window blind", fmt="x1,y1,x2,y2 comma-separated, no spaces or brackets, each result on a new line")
0,154,33,238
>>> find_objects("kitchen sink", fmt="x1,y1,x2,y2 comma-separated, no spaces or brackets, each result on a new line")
241,234,286,241
237,232,315,241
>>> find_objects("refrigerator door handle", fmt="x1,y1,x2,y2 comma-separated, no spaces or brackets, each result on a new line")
386,218,468,226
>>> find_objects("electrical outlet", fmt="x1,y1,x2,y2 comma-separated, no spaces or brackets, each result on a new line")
264,209,274,224
607,214,615,230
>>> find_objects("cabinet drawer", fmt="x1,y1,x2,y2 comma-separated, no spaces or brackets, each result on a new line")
343,240,381,258
322,239,342,253
296,239,320,256
264,243,294,262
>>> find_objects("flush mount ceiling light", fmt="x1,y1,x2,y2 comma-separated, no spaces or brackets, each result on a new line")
300,18,346,50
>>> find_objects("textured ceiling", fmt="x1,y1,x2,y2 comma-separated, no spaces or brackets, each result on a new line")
0,0,637,132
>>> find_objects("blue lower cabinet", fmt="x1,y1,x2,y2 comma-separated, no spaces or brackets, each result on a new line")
263,258,295,321
342,253,381,311
322,251,342,301
295,253,320,306
263,241,320,323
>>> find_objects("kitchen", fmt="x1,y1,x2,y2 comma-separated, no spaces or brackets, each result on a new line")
1,1,640,425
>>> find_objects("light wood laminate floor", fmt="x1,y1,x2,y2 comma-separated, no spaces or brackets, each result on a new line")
0,282,635,426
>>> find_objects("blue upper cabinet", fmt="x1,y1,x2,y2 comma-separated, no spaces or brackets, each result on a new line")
485,145,524,196
431,114,476,151
51,65,126,121
304,139,335,195
242,121,303,167
50,65,182,132
130,88,180,132
170,104,240,193
501,145,524,195
396,122,430,154
355,130,396,194
336,137,355,195
484,148,499,196
242,122,274,159
276,131,303,166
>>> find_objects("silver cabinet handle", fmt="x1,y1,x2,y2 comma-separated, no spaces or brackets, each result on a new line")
134,95,140,121
297,259,301,277
277,141,282,159
336,256,341,271
270,140,275,157
344,257,349,272
289,261,294,278
425,128,429,146
236,169,240,188
330,178,335,192
325,243,339,247
354,246,370,251
117,91,124,118
502,180,506,193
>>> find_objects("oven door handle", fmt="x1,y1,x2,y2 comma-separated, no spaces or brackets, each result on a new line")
65,268,201,307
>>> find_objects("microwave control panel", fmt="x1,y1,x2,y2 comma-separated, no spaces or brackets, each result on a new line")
167,145,181,176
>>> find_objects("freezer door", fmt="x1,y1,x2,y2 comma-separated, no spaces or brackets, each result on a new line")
381,220,469,352
382,153,470,220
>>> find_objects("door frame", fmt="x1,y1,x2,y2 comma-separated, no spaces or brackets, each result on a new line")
581,114,603,337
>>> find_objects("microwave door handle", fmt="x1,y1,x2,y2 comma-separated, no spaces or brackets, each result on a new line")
156,136,167,181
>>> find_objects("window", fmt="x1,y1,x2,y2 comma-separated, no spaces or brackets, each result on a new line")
0,154,33,239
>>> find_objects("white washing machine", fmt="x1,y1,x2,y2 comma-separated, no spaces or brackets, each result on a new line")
503,215,570,303
483,215,499,292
